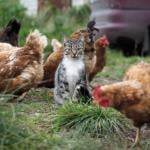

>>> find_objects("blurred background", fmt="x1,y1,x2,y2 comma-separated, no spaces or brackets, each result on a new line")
0,0,91,57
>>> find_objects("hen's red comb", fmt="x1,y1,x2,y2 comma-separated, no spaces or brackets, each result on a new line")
99,35,109,48
92,85,110,107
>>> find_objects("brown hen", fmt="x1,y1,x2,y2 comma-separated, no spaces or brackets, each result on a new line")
92,62,150,147
123,62,150,91
0,30,47,95
38,39,63,88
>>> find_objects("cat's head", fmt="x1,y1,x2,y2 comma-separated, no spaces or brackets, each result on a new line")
63,35,84,59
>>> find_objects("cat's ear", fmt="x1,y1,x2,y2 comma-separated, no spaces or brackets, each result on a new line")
79,34,84,42
63,37,68,43
63,37,68,47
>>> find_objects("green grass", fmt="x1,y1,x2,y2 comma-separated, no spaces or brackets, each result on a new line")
52,102,131,138
0,49,150,149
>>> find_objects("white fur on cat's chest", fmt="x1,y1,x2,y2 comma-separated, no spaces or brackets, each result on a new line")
63,58,85,94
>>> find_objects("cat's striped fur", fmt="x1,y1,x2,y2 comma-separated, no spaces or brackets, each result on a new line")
54,36,91,104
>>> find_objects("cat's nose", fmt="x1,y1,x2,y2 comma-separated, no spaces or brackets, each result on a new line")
72,54,76,58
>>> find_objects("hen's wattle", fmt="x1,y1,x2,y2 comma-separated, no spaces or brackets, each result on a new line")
92,85,110,107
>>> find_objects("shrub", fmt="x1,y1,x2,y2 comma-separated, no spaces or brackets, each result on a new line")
0,0,26,26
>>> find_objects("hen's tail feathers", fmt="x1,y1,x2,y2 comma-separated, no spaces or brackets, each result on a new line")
6,18,21,34
26,29,48,50
51,39,62,52
87,19,99,43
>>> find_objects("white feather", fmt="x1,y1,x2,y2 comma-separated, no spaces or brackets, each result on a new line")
51,39,62,52
26,29,48,49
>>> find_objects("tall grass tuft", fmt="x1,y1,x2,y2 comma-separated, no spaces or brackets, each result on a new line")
52,102,131,138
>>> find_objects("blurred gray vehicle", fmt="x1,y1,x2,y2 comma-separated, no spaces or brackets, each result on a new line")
90,0,150,56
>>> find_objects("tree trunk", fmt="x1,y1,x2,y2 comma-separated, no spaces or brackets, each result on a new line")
38,0,71,12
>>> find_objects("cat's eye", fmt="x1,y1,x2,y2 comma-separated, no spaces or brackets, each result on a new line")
64,49,70,55
78,51,83,55
77,48,83,53
64,48,70,51
65,52,70,55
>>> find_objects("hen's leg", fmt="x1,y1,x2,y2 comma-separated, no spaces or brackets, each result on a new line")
133,127,141,148
15,92,27,102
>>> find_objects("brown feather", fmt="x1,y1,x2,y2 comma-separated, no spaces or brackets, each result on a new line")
0,30,47,94
99,62,150,128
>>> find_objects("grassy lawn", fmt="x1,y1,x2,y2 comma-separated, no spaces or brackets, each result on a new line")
0,50,150,150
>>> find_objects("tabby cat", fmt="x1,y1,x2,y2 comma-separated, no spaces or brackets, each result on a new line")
54,36,91,104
